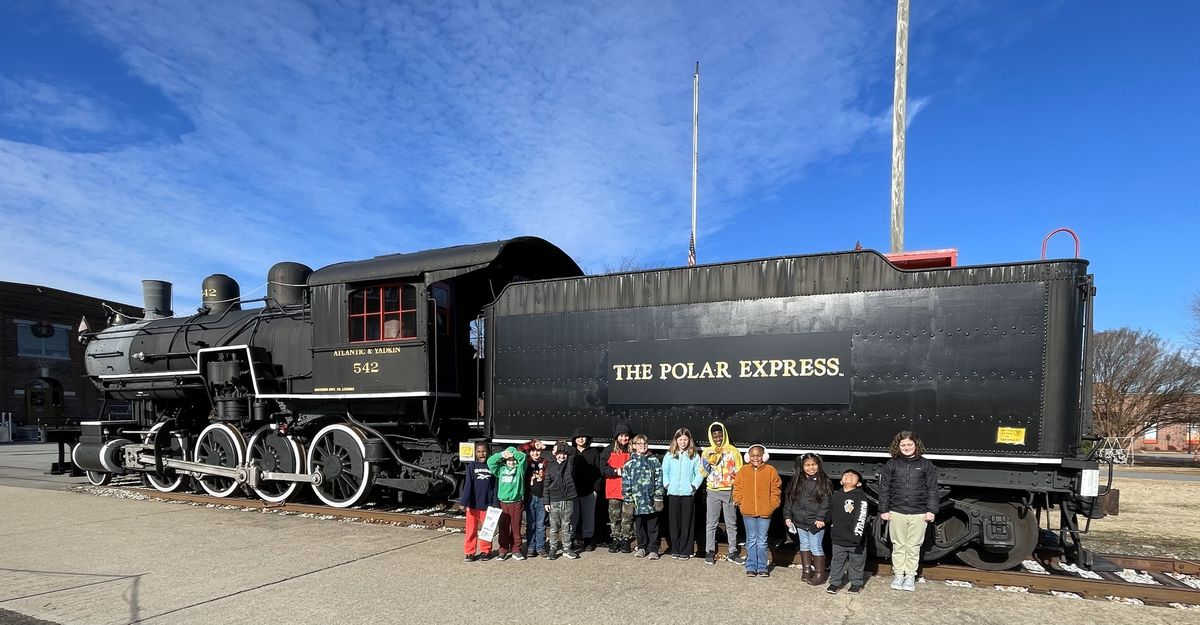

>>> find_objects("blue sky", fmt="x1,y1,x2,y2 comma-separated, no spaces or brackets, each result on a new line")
1,1,1197,344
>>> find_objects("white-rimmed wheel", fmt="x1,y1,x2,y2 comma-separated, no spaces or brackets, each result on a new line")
144,422,188,492
72,443,113,486
307,423,373,508
247,426,304,503
193,423,246,498
85,470,112,486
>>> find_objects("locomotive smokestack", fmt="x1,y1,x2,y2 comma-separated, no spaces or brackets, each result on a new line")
141,280,173,320
268,262,312,307
201,274,241,315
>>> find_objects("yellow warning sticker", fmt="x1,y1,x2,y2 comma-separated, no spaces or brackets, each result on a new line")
459,442,477,461
996,427,1027,445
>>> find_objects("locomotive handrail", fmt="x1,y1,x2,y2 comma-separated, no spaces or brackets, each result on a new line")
1042,227,1080,259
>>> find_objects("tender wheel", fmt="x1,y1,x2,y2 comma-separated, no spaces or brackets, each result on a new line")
86,470,112,486
193,423,246,498
144,422,188,492
954,500,1039,570
307,423,374,508
247,426,304,503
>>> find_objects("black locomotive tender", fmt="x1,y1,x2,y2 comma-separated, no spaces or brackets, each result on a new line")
74,237,1112,570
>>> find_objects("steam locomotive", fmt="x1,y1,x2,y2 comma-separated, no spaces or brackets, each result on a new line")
73,236,1113,570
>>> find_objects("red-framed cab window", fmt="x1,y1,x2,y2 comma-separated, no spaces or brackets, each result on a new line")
349,284,417,342
431,284,452,336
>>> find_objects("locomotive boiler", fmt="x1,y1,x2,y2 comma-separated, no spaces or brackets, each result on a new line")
73,236,1113,571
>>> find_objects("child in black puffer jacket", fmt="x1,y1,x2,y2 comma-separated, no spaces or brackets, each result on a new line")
878,430,939,592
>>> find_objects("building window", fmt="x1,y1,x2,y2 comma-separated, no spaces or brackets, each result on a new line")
15,320,71,360
1143,425,1158,445
348,285,416,342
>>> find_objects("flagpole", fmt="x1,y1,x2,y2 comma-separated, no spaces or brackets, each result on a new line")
689,61,699,267
890,0,909,254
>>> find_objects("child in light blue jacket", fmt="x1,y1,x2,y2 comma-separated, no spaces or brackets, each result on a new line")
661,427,704,559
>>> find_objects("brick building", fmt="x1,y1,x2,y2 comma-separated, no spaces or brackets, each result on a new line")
0,281,139,438
1132,421,1200,453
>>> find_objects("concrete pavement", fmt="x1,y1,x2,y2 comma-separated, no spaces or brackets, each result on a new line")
1,483,1197,625
2,442,1199,624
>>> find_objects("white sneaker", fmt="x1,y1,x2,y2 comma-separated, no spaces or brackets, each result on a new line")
890,574,905,590
901,575,916,591
633,548,646,558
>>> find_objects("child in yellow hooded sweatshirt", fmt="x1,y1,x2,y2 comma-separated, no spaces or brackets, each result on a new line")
700,421,744,565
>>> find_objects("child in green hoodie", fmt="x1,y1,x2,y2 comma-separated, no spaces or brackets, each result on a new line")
488,446,528,560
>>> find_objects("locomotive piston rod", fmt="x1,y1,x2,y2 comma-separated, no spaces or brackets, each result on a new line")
132,451,245,482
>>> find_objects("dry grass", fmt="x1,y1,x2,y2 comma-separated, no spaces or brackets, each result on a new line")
1085,475,1200,559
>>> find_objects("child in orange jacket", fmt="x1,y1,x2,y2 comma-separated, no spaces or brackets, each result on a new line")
732,444,781,577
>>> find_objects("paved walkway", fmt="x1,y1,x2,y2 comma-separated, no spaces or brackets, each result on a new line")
0,485,1195,624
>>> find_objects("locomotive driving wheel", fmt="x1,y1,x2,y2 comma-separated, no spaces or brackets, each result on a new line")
307,423,374,508
953,500,1039,571
193,423,246,498
247,425,304,503
144,422,188,492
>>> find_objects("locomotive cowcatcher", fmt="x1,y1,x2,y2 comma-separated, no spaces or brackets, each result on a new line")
73,236,1115,570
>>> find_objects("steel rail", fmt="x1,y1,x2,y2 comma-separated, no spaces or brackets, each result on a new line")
122,487,466,530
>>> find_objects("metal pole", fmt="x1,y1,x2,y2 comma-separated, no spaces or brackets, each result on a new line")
689,61,699,267
890,0,909,254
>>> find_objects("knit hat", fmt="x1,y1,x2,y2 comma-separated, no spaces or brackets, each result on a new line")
573,426,589,438
614,422,633,436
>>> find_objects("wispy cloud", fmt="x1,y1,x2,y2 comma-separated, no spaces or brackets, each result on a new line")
0,0,901,310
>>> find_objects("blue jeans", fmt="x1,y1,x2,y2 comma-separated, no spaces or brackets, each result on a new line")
744,516,770,573
526,495,547,553
796,527,825,556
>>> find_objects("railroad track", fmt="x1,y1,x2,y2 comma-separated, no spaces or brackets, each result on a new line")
78,483,1200,608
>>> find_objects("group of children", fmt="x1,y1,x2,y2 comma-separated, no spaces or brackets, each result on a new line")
460,422,939,594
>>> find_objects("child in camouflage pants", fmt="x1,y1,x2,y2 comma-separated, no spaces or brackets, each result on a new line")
601,423,634,552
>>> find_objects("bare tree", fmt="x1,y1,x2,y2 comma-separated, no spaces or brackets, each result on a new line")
601,255,665,274
1092,328,1200,439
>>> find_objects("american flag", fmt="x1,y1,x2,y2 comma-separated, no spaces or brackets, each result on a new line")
688,234,696,267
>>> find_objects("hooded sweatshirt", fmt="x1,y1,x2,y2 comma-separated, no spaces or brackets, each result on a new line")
700,421,742,492
460,458,497,510
600,423,633,500
568,427,603,496
829,486,871,548
486,447,528,503
544,453,578,504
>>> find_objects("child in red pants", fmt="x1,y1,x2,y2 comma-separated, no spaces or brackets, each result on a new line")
461,443,497,561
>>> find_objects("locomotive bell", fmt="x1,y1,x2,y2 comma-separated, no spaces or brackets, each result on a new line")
201,274,241,314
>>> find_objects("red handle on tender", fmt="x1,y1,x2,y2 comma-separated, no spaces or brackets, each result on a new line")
1042,228,1080,259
